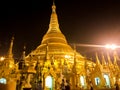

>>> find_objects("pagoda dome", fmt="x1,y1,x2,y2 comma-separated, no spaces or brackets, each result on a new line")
32,3,74,55
26,2,84,61
41,30,67,44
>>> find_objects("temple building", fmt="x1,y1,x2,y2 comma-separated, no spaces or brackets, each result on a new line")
0,1,120,90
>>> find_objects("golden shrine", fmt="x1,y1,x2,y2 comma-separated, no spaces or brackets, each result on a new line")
0,1,120,90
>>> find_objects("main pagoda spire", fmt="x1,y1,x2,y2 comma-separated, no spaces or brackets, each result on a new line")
41,1,67,44
47,0,61,33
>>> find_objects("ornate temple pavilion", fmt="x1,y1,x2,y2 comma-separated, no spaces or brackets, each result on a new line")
0,1,120,90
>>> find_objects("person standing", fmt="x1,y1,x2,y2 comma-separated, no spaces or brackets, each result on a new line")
65,81,70,90
115,81,119,90
90,81,93,90
61,79,65,90
35,81,43,90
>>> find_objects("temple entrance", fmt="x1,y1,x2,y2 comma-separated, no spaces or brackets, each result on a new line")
45,76,53,90
95,77,100,85
103,74,110,88
80,76,85,88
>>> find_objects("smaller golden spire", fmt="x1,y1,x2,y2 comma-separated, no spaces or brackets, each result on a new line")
22,45,26,60
7,36,14,58
101,52,106,66
95,52,100,65
113,51,119,71
107,52,112,65
113,51,118,65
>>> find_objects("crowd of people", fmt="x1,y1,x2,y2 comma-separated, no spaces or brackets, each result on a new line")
34,79,120,90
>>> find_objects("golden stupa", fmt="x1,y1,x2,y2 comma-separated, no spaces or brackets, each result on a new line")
0,1,119,90
24,2,95,90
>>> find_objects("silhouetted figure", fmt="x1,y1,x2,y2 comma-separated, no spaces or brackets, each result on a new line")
65,83,70,90
65,80,70,90
61,79,65,90
90,81,93,90
90,86,93,90
35,81,43,90
38,81,43,90
115,81,119,90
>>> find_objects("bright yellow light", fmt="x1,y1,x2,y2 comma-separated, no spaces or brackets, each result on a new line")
65,55,70,59
0,57,5,61
105,44,117,50
9,64,13,68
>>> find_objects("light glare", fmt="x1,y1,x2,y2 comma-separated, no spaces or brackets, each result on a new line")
105,44,111,49
105,44,117,50
111,44,117,50
0,57,5,61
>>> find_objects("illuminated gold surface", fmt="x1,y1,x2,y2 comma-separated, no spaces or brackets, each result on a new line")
0,2,119,90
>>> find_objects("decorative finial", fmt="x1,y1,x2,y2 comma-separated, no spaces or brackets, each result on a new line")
52,0,56,13
23,45,26,51
53,0,55,5
12,36,14,41
22,45,26,60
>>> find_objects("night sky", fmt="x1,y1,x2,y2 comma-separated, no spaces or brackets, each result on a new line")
0,0,120,60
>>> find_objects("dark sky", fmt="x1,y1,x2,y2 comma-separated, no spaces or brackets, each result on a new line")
0,0,120,59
